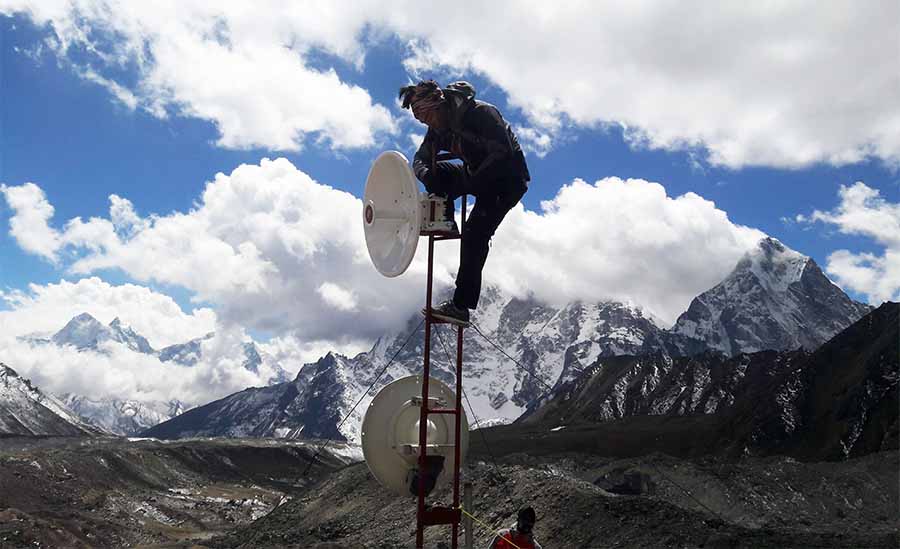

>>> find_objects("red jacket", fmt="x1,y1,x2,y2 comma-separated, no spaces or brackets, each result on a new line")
490,528,542,549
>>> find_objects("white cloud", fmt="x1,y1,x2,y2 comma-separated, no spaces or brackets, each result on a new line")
0,277,216,348
3,159,765,331
0,330,275,405
486,177,765,322
4,2,896,167
259,334,368,373
316,282,358,312
0,182,62,261
805,182,900,303
1,160,449,344
0,278,298,404
1,0,396,151
392,3,900,168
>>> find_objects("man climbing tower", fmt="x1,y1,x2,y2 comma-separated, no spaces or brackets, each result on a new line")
490,506,542,549
399,80,530,326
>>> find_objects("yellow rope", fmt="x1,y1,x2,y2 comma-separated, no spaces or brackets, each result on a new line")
458,505,526,549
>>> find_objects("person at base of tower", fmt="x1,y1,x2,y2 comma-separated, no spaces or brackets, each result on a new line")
489,506,542,549
399,79,530,326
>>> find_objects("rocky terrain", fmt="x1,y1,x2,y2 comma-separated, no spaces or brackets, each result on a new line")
211,451,898,548
0,436,356,548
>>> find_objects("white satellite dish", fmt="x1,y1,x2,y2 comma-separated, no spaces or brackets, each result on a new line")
363,151,421,278
361,375,469,497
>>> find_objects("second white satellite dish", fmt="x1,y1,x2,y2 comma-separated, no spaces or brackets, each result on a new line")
363,151,421,277
361,375,469,497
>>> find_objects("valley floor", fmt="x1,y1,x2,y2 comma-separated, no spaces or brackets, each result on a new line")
0,436,353,548
0,436,896,548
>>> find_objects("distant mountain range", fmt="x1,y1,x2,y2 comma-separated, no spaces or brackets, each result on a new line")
57,394,188,437
143,237,874,446
17,314,290,435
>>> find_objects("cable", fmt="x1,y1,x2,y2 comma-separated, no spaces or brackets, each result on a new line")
300,318,425,477
470,322,556,393
459,505,525,549
433,324,505,480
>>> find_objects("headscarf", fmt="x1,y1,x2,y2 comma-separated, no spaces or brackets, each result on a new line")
399,80,445,124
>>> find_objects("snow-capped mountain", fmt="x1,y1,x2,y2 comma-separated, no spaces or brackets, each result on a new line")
51,313,153,354
671,237,871,356
27,314,289,433
524,301,899,461
0,363,98,436
158,334,211,366
144,237,870,444
57,393,188,436
143,296,676,442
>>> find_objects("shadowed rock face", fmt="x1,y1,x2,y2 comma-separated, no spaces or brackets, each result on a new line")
520,302,899,462
672,237,870,356
143,352,350,441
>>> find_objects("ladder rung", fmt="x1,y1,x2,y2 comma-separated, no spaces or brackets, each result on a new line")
427,408,458,415
396,443,456,456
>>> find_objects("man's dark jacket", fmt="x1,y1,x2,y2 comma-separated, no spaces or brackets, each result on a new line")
412,85,530,192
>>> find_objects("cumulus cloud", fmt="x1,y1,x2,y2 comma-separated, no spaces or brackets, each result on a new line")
0,182,62,261
0,277,216,348
4,159,764,335
0,278,274,405
1,0,396,151
488,177,765,322
0,329,280,405
804,182,900,303
3,2,897,168
393,3,900,168
1,160,451,345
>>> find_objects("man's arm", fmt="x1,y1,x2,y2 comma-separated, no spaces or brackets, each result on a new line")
412,129,437,184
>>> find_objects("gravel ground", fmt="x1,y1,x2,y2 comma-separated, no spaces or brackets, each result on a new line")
212,450,899,548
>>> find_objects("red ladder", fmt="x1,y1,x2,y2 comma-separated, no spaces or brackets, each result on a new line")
416,193,467,549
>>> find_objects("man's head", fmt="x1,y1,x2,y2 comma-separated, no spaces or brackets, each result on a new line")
516,506,536,535
399,80,449,130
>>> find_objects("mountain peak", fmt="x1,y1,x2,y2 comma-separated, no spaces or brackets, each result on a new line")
72,312,102,324
735,237,809,294
672,236,868,355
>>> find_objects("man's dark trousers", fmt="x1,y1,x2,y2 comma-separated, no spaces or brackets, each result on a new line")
424,161,527,310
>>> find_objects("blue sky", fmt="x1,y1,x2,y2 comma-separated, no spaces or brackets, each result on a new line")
1,3,898,341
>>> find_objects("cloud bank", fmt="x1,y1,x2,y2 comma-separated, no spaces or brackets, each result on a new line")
3,158,762,333
3,1,898,167
2,159,768,404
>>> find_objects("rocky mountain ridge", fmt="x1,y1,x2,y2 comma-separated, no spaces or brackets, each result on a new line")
521,302,899,460
144,238,872,444
672,237,871,355
0,363,98,436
